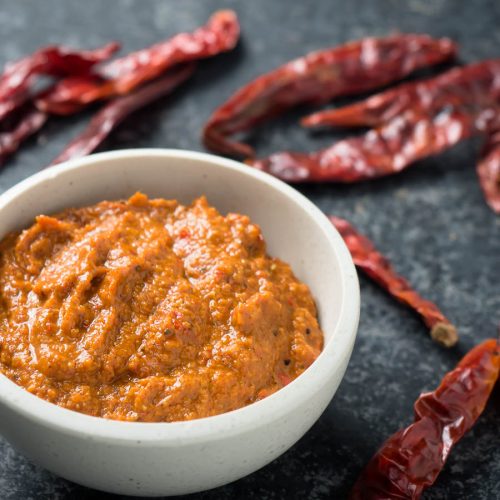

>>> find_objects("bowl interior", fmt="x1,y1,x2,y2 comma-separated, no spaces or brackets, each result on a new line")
0,150,347,346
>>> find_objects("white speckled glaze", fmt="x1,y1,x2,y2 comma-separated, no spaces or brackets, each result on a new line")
0,150,359,496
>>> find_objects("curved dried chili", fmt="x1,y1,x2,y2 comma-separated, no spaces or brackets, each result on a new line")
249,61,500,203
330,216,457,347
0,42,121,163
37,11,240,115
203,34,456,158
0,42,120,121
51,64,195,165
350,338,500,499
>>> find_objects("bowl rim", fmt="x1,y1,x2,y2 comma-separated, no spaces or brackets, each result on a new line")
0,148,359,445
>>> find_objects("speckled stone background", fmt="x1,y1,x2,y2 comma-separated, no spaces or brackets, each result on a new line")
0,0,498,498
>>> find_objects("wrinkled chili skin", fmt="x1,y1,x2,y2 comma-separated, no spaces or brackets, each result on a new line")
251,60,500,184
350,339,500,500
0,42,120,98
51,64,195,165
302,59,500,130
477,127,500,213
36,11,240,115
203,34,457,158
330,216,457,347
0,42,120,121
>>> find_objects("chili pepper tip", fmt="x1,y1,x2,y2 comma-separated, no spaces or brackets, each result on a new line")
430,322,458,347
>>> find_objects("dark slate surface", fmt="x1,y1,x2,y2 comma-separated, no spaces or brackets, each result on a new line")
0,0,499,498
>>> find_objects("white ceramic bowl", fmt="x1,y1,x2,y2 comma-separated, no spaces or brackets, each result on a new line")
0,149,359,496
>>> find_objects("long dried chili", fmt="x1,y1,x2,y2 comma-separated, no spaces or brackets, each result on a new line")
330,216,457,347
202,34,456,158
302,59,500,130
250,61,500,188
50,64,195,165
350,338,500,499
37,10,240,115
0,42,121,163
0,42,120,121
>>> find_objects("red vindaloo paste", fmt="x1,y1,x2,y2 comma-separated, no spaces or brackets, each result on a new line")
0,193,323,422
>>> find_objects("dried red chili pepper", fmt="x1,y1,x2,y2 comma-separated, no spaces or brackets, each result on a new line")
37,10,240,115
0,42,120,162
50,64,195,165
0,105,47,164
350,338,500,499
0,42,120,120
202,34,457,158
250,60,500,186
477,126,500,213
330,216,457,347
302,59,500,130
